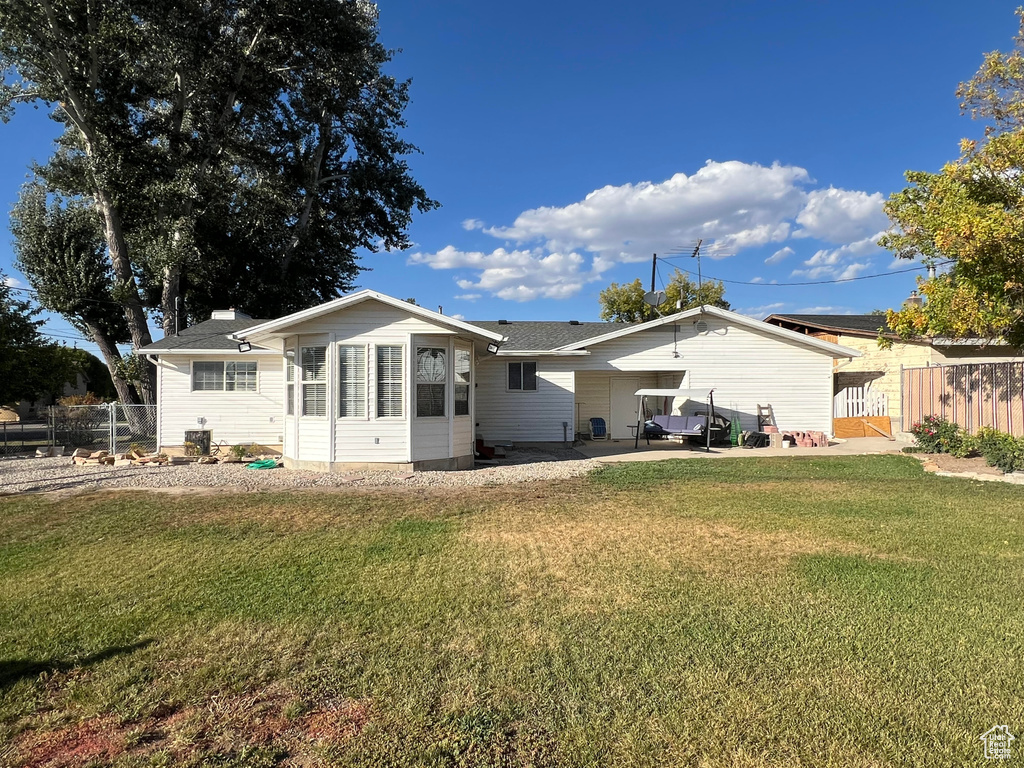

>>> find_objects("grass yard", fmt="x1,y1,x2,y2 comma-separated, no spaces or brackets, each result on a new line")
1,455,1022,767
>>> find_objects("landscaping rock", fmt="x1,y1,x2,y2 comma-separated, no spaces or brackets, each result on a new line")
2,448,601,495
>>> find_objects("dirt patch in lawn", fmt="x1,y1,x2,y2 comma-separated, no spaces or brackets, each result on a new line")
922,453,1004,476
10,687,373,767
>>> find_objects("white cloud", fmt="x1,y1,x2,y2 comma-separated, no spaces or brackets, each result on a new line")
454,293,482,300
797,305,853,314
413,162,889,303
794,188,889,243
450,313,466,321
749,276,764,283
407,246,607,302
765,246,794,265
3,275,24,288
790,233,883,281
485,161,809,263
734,301,786,319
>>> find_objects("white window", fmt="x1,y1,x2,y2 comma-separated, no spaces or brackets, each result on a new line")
192,361,224,391
454,348,470,416
225,361,257,391
285,352,295,416
376,345,404,418
338,345,366,418
301,346,327,417
192,361,257,392
507,361,537,391
416,347,447,418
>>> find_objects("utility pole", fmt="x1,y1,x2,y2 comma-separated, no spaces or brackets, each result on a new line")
650,253,657,293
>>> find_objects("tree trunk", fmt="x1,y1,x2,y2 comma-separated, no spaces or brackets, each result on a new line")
84,320,138,406
161,263,181,337
93,189,157,404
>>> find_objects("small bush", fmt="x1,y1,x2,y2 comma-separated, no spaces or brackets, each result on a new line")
973,427,1024,473
229,444,248,460
57,392,105,406
909,415,966,456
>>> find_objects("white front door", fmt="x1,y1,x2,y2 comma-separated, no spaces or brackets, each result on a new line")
610,378,640,439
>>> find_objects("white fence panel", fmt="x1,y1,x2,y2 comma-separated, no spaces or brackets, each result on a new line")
834,386,888,418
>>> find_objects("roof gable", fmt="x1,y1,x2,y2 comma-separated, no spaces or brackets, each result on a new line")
234,290,504,343
554,306,861,358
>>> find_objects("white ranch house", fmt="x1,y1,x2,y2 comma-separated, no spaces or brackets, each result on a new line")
140,289,861,470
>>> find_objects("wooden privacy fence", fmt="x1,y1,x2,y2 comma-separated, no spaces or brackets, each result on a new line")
834,386,888,418
901,362,1024,435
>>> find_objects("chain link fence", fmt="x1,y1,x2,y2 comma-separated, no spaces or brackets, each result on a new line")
48,403,158,455
0,420,51,457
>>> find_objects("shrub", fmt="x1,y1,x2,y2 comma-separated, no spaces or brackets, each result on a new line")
909,415,966,456
57,392,105,406
973,427,1024,473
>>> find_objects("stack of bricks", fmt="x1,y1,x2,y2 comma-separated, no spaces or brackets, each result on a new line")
780,430,827,448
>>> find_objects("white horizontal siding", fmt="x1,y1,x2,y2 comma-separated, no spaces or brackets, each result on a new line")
334,420,408,463
475,360,574,442
412,419,450,461
454,417,473,457
157,354,284,448
575,316,834,434
574,371,658,435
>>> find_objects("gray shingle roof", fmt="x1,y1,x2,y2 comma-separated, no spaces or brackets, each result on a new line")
765,314,893,337
470,320,636,351
139,318,268,352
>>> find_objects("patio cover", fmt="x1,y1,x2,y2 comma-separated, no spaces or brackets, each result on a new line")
634,387,717,451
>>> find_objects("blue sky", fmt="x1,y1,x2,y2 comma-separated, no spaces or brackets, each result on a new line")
0,0,1018,354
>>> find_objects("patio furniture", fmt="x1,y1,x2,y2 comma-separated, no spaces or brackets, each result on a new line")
633,387,718,452
589,417,608,440
642,414,708,446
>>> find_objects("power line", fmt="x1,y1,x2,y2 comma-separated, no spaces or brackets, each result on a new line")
655,256,948,287
6,284,127,307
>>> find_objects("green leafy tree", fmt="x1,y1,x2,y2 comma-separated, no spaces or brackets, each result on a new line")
882,9,1024,347
1,0,437,402
0,273,79,405
598,270,730,322
10,183,140,405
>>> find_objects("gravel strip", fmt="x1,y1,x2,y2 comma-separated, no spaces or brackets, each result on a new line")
0,448,602,495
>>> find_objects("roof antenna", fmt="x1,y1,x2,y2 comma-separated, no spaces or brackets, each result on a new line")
691,239,704,311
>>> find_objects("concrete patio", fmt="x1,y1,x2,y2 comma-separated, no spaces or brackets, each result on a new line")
574,435,911,463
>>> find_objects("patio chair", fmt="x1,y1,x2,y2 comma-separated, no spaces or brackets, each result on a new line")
589,417,608,440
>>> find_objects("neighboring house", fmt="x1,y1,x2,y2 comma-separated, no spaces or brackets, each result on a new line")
15,371,89,421
763,314,1024,428
139,290,861,471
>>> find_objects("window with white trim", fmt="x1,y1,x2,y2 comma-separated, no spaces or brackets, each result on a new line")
285,352,295,416
338,345,366,418
376,345,404,417
416,347,447,417
507,361,537,391
301,346,327,416
454,348,470,416
192,361,257,392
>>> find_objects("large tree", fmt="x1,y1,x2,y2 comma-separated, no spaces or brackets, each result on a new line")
598,270,729,323
882,9,1024,347
10,183,140,405
1,0,437,403
0,272,79,406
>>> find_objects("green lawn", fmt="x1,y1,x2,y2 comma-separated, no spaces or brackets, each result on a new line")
1,455,1022,767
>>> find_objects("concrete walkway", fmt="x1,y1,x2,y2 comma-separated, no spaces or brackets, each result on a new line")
575,436,911,463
